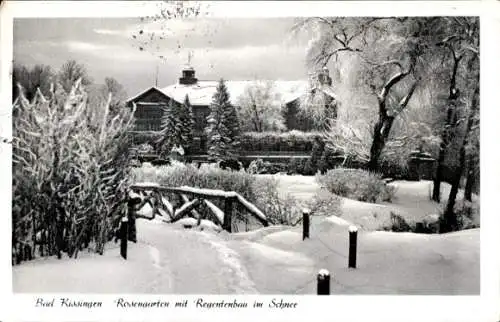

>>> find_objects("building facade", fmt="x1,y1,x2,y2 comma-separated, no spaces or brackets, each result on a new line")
126,65,337,153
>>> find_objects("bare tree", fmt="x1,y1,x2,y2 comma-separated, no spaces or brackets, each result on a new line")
431,17,479,203
58,60,92,93
236,81,286,132
443,47,479,231
103,77,128,107
295,17,430,170
12,64,54,102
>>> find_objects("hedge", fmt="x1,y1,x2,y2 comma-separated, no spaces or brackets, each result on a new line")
240,131,324,152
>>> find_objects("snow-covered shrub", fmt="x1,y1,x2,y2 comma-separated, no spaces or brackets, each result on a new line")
305,191,342,217
247,158,287,175
422,214,440,233
136,143,155,154
131,162,257,201
247,159,268,174
12,80,135,261
251,177,341,226
287,158,317,175
378,155,410,180
316,168,396,203
439,199,480,232
382,212,414,232
252,177,301,225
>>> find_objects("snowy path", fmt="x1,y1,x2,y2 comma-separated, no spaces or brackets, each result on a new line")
136,219,257,294
13,219,257,294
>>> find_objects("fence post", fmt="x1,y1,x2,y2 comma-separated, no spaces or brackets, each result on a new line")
120,216,128,260
415,222,424,233
223,197,233,233
127,191,142,243
302,208,310,240
317,269,330,295
348,225,358,269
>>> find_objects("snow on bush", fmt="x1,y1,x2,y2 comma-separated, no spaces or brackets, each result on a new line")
252,177,302,225
131,161,257,201
252,177,341,226
316,168,396,203
12,80,135,260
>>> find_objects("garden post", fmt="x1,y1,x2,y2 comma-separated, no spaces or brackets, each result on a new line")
127,190,142,243
302,208,310,240
317,269,330,295
120,216,128,260
348,225,358,269
223,197,234,233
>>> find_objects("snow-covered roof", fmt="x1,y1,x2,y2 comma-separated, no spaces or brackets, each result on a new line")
127,79,336,107
160,80,309,106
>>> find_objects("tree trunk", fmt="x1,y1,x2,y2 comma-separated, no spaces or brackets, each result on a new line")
252,103,261,132
367,68,417,172
368,114,394,171
464,164,474,202
442,152,463,232
464,137,478,202
442,82,478,232
432,102,455,202
432,54,462,202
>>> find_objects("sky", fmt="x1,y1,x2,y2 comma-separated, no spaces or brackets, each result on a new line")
13,17,312,98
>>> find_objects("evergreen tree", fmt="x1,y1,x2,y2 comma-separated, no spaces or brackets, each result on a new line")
206,79,240,162
224,103,241,158
158,100,182,157
179,94,195,155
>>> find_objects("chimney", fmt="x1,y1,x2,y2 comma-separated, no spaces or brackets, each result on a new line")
179,65,198,85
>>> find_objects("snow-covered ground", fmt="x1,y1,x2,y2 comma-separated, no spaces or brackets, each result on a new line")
13,218,479,294
261,174,479,231
13,176,479,294
230,221,479,294
14,220,257,294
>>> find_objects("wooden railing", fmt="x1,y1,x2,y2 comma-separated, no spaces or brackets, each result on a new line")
128,183,269,232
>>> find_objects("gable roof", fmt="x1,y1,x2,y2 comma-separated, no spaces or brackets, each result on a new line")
127,80,336,107
126,87,170,104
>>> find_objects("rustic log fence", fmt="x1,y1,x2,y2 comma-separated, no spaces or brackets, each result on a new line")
128,183,269,233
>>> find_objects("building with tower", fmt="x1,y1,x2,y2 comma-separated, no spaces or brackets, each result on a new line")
126,64,337,153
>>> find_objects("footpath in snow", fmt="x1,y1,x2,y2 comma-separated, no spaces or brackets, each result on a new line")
13,219,256,294
13,216,479,295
